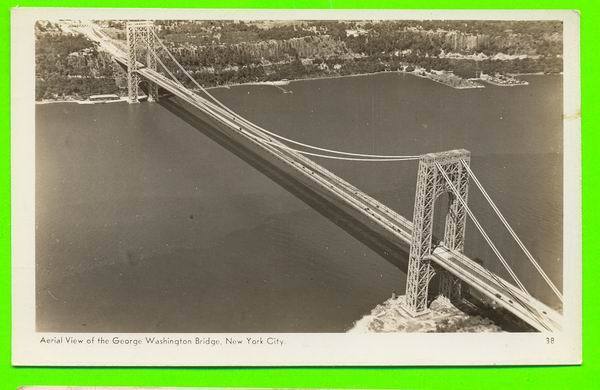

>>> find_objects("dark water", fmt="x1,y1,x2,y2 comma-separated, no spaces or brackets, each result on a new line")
36,73,562,332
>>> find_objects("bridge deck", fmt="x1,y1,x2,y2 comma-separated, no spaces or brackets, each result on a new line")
80,24,561,332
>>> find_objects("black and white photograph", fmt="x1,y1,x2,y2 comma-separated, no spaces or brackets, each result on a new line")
11,8,581,366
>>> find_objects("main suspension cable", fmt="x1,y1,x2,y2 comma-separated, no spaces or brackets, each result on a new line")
149,49,418,163
151,30,421,161
256,137,419,161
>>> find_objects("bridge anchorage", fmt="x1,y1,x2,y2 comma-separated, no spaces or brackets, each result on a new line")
126,21,159,103
404,149,470,316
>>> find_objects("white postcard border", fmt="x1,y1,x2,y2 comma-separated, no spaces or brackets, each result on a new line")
11,8,582,366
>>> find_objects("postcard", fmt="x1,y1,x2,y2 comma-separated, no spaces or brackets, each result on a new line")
11,7,581,366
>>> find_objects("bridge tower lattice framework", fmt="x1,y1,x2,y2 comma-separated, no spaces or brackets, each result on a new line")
126,21,159,104
404,149,471,316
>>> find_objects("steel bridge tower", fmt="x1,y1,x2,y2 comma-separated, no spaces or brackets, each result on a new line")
404,149,471,315
126,21,159,103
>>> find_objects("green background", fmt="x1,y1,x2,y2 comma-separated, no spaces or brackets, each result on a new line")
1,0,596,388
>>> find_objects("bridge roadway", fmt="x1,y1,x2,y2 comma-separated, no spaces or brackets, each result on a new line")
83,25,561,332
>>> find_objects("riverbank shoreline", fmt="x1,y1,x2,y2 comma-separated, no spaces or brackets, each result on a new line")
206,68,488,91
36,96,140,105
207,70,398,90
36,69,496,103
35,69,555,104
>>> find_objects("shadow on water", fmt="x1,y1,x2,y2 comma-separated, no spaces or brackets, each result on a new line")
157,95,411,272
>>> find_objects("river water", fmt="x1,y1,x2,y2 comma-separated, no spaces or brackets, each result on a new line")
36,73,563,332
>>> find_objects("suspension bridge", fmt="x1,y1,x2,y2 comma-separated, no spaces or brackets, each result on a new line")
76,21,562,332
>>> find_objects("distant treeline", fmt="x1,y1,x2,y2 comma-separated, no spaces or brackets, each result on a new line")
35,20,563,100
35,23,126,100
153,19,562,85
176,55,561,89
156,20,562,57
